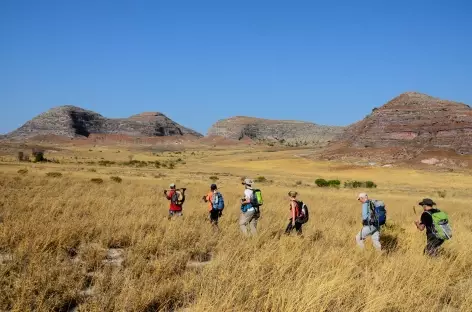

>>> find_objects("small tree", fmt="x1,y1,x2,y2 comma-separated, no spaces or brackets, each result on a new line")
32,149,45,162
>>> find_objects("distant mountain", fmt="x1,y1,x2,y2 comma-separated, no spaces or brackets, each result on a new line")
207,116,344,145
323,92,472,159
5,105,203,139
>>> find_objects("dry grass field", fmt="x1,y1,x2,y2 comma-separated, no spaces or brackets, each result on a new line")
0,145,471,312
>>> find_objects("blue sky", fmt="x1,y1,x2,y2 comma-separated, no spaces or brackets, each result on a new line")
1,0,471,135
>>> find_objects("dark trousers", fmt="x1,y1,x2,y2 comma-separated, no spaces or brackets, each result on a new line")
209,210,221,225
424,234,444,256
285,219,302,235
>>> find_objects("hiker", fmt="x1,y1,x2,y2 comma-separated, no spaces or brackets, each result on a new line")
414,198,452,256
355,193,382,251
202,184,224,226
285,191,304,235
239,178,261,236
164,183,185,219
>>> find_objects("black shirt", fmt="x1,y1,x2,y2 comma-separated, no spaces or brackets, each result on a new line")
420,208,440,235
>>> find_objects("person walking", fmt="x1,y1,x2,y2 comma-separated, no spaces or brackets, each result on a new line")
285,191,303,236
414,198,451,256
202,183,224,227
355,192,381,251
164,183,184,219
239,178,260,236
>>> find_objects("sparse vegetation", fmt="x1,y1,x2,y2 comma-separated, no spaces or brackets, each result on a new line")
344,180,377,188
209,175,219,181
315,178,341,188
110,176,122,183
91,178,104,184
17,168,28,175
437,190,447,198
46,172,62,177
254,176,267,183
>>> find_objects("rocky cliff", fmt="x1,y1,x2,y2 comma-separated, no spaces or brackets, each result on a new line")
5,105,202,139
325,92,472,157
207,116,344,144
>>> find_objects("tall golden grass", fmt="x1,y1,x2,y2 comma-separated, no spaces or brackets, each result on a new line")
0,148,471,311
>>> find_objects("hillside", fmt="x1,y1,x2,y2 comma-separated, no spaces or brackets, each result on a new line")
322,92,472,161
207,116,344,145
4,106,202,140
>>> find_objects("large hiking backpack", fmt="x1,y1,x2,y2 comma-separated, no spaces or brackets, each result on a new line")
250,189,263,207
295,200,309,224
212,191,225,210
171,189,185,205
427,210,452,240
370,199,386,226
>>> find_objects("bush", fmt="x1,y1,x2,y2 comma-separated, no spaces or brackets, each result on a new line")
91,178,104,184
437,190,447,198
315,179,329,187
344,180,377,188
327,180,341,187
295,180,302,186
110,176,122,183
32,149,45,162
255,176,267,183
17,152,28,162
209,175,219,181
17,169,28,175
46,172,62,178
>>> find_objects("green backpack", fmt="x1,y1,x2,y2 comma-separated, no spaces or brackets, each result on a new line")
250,189,263,207
426,209,452,240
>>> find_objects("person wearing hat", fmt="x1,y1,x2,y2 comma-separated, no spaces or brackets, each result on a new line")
202,184,223,226
414,198,444,256
285,191,303,235
164,183,183,218
355,192,381,251
239,178,259,235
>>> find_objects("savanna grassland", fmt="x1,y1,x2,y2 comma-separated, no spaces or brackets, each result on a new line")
0,145,471,312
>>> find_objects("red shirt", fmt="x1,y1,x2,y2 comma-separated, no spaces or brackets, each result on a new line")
166,189,183,211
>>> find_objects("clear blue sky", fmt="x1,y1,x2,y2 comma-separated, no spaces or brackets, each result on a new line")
1,0,471,135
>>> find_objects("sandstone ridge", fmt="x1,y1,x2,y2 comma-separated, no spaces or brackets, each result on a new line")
207,116,344,144
5,105,202,139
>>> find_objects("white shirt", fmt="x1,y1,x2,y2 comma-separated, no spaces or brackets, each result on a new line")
244,189,253,201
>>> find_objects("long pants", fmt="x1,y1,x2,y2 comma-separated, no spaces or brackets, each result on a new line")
209,210,221,226
239,209,259,235
356,225,381,251
424,234,444,256
285,219,303,235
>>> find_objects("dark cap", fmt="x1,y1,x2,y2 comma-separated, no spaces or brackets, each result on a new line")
210,184,217,190
419,198,436,206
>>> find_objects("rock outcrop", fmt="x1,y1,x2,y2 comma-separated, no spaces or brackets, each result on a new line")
5,105,202,139
325,92,472,157
207,116,344,144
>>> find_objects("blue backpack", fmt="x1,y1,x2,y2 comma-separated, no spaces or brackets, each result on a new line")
212,192,225,210
370,200,386,226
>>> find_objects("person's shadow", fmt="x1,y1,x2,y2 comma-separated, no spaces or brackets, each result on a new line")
380,233,399,254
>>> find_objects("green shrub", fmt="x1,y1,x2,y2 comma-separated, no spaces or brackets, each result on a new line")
365,181,377,188
46,172,62,178
110,176,122,183
315,178,329,187
90,178,103,184
327,180,341,187
344,180,377,188
32,149,45,162
209,175,219,181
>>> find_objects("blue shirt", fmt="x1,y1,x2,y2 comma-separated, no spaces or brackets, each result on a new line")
362,200,371,221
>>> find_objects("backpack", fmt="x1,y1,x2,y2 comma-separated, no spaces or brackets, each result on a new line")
369,200,386,226
171,189,185,205
426,210,452,240
295,200,309,224
250,189,263,207
212,192,225,210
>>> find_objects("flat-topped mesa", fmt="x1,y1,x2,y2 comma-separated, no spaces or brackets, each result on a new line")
207,116,345,143
6,106,202,139
335,92,472,155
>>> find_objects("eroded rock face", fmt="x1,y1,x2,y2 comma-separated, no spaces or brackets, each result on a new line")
6,105,202,139
207,116,344,144
338,92,472,154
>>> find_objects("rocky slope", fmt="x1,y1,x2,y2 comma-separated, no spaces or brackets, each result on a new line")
207,116,344,144
5,105,202,139
324,92,472,158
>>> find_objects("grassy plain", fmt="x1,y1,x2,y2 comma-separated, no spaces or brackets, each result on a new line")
0,145,471,312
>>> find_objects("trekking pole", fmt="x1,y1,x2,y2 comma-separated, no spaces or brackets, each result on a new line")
412,206,417,215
